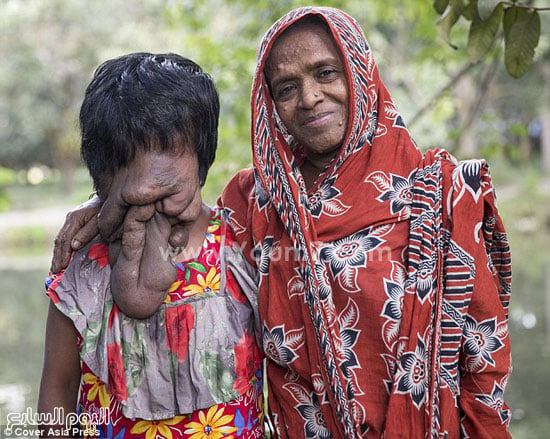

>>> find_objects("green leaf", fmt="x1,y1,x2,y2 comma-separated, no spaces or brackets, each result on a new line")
187,261,207,273
467,3,503,62
478,0,504,21
184,268,191,283
434,0,450,15
504,8,541,78
462,0,477,21
436,0,466,48
503,5,520,38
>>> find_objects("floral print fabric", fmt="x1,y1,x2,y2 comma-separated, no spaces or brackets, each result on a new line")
46,209,264,436
219,6,511,439
78,361,264,439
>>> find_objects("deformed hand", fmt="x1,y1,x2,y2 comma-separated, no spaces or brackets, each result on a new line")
109,205,177,319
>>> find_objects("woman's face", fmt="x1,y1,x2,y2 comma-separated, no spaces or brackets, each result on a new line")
265,20,349,160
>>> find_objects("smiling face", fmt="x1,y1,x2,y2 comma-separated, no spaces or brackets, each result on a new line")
265,19,349,162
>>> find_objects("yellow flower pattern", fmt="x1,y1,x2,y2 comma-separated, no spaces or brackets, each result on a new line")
82,372,110,408
183,267,220,297
183,406,237,439
164,280,184,303
131,416,186,439
207,222,220,234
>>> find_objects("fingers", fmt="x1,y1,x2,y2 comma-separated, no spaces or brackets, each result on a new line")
72,214,99,251
51,226,72,274
98,196,128,242
119,205,156,261
97,170,129,242
50,199,102,273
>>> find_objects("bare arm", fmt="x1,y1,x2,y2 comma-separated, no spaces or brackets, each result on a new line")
109,206,177,319
38,303,81,437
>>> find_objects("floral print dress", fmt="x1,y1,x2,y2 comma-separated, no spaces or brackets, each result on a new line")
46,209,264,438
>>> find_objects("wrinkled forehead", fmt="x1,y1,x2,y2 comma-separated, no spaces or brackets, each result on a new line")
257,9,367,91
264,17,343,81
97,138,194,200
258,9,354,64
269,15,333,51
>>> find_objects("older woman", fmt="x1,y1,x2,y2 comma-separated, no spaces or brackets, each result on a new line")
51,7,512,439
218,7,511,438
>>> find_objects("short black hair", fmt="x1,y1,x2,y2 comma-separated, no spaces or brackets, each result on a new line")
80,52,219,190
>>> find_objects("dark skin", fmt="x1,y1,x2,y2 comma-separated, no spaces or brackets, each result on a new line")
38,303,81,437
39,148,210,430
104,148,210,319
109,205,176,319
95,146,210,319
50,20,350,270
265,21,349,189
108,201,210,319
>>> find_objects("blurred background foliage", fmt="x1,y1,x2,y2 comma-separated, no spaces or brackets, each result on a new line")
0,0,549,437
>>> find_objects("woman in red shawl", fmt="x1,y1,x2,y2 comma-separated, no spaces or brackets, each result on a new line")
218,7,512,438
51,6,512,439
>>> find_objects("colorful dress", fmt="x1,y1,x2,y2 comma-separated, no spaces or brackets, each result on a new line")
46,209,264,438
219,7,512,439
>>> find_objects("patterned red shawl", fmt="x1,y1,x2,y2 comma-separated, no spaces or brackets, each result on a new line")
220,6,512,438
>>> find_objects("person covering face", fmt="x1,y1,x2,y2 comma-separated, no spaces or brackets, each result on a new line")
219,6,512,439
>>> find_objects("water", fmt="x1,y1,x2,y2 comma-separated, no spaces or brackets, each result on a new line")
0,269,49,415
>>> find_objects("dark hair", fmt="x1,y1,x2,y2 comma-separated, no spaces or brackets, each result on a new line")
80,52,219,190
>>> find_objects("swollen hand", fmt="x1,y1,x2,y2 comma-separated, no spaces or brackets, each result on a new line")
110,206,177,319
98,171,130,243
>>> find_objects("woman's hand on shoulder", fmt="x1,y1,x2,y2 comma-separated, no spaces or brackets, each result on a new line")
51,196,102,273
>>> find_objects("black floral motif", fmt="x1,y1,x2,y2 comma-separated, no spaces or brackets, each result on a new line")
463,315,506,371
308,176,350,218
263,324,304,366
475,382,511,425
395,335,429,409
319,229,383,278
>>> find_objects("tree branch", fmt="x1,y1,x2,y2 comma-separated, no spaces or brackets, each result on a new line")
453,56,501,151
503,1,550,11
408,62,478,127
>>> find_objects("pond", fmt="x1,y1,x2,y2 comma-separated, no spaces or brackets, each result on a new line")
0,234,549,438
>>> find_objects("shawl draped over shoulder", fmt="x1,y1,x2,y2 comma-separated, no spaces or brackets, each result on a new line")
219,6,512,438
